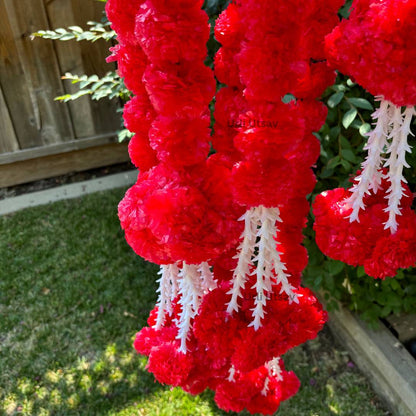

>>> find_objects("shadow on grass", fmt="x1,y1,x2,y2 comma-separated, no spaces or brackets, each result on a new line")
0,189,162,415
1,343,164,416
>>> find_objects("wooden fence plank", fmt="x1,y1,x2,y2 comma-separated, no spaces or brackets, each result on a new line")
71,0,121,135
2,0,74,148
0,134,118,165
44,0,97,139
0,142,130,187
0,0,39,149
0,83,19,153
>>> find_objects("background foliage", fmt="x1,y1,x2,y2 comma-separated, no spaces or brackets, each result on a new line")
33,0,416,324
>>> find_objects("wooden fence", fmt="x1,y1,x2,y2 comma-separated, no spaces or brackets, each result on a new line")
0,0,128,187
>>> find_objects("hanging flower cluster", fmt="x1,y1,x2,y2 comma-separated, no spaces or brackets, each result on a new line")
213,0,343,329
108,0,243,353
107,0,340,414
135,281,326,414
314,0,416,278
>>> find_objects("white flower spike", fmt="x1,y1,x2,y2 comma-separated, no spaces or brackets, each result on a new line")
227,206,298,330
347,97,415,233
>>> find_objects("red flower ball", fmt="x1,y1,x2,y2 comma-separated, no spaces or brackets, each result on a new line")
313,179,416,278
325,0,416,106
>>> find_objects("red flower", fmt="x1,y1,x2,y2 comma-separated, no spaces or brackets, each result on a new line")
215,2,244,48
325,0,416,106
143,62,215,117
119,163,241,264
106,0,144,45
231,287,327,372
114,43,148,95
128,134,158,172
364,209,416,278
123,95,155,135
313,178,416,278
215,362,300,415
135,0,210,64
214,47,242,87
148,116,210,167
147,342,193,386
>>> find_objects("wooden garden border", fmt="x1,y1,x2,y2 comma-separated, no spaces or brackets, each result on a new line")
325,299,416,416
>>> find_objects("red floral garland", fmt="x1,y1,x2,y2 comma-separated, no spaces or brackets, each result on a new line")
107,0,343,414
213,1,342,335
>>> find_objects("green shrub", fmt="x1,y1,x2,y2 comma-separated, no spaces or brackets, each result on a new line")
304,74,416,324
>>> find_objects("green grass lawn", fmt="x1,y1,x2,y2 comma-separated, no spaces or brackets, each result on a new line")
0,188,390,416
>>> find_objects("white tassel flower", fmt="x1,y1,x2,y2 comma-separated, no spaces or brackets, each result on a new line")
198,261,217,293
155,261,216,352
154,264,179,330
266,357,283,381
347,97,415,233
383,106,414,232
227,206,298,330
262,357,283,396
227,365,236,382
176,262,217,353
347,98,391,221
226,209,258,314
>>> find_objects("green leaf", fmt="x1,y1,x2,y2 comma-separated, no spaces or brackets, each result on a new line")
341,148,357,163
320,167,334,179
324,274,335,291
340,159,352,170
332,84,348,93
357,266,366,278
58,33,76,41
347,98,374,111
281,93,296,104
346,78,356,87
340,135,352,150
68,26,83,33
389,279,401,291
327,92,344,108
388,293,403,307
313,274,322,289
327,299,340,311
117,129,134,143
342,108,358,129
359,123,371,137
404,296,416,310
329,126,341,140
405,284,416,295
326,261,345,276
350,119,362,130
327,155,341,169
380,306,392,317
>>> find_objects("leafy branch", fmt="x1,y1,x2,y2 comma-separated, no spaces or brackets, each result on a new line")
32,21,115,42
56,72,130,102
31,9,131,141
56,71,132,142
